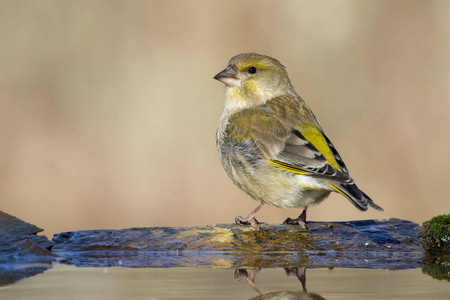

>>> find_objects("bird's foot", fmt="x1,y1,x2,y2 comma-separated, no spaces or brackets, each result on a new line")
283,209,308,230
235,215,261,231
235,203,264,231
283,217,307,230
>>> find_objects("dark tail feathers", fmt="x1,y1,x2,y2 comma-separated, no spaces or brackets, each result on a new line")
331,183,383,212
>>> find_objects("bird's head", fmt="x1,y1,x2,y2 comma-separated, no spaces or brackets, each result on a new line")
214,53,294,111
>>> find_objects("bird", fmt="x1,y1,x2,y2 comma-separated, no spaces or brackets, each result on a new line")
214,53,383,231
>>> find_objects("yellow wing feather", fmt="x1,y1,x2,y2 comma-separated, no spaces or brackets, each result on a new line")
268,160,309,175
296,122,341,171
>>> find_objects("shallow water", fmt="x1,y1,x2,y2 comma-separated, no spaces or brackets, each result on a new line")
1,265,448,300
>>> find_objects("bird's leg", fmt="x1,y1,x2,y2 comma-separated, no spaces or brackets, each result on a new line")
235,203,264,231
283,208,308,230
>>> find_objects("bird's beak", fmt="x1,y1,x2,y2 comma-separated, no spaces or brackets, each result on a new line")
213,66,241,87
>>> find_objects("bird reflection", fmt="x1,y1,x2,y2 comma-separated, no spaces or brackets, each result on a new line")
235,267,326,300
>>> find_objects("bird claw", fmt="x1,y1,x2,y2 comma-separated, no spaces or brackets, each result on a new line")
235,215,261,231
283,209,308,230
283,217,308,230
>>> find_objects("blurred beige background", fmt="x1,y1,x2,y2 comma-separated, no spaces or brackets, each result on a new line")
1,0,449,237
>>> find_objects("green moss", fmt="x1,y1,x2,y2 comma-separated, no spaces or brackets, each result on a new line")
422,214,450,250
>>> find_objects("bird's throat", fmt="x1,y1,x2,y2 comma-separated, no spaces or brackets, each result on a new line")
224,87,252,113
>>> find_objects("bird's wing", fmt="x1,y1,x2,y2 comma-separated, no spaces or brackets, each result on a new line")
227,95,353,183
271,129,353,183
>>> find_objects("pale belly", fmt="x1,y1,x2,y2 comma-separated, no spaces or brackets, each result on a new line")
222,152,332,209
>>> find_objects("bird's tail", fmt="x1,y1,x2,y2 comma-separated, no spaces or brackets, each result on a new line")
329,183,383,211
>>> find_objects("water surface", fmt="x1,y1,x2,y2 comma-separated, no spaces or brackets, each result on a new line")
1,265,448,299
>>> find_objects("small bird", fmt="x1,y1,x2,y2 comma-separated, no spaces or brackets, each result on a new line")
214,53,383,231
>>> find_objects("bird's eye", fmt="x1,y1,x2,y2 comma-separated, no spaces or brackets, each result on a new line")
248,67,257,74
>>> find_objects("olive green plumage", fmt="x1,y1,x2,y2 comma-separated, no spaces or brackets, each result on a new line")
214,53,382,230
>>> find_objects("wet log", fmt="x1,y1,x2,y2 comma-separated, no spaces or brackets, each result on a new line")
52,218,424,269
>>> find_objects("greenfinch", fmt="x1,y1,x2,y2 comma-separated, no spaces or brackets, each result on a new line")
214,53,383,231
